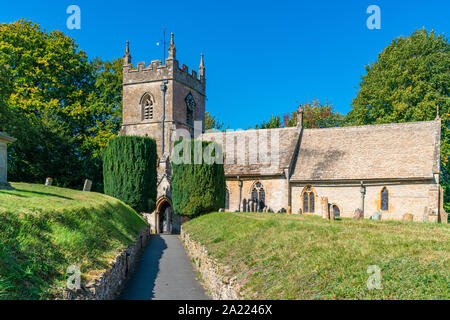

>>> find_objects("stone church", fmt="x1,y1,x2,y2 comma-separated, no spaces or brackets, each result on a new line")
120,34,447,233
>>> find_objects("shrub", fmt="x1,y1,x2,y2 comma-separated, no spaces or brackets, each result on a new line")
171,139,226,216
103,136,157,212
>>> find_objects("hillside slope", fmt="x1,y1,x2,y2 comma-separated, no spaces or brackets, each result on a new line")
183,212,449,300
0,183,147,300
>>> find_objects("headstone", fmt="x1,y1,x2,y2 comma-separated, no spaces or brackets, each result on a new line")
248,200,254,212
218,208,225,212
329,207,335,220
45,178,53,186
321,197,330,220
422,207,429,222
353,208,363,220
372,211,382,221
83,179,92,192
402,213,414,221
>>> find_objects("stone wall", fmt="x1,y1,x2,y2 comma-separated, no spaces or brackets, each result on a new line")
181,227,243,300
63,227,150,300
226,178,287,213
291,181,438,222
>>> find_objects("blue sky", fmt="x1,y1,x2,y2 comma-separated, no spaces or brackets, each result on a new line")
1,0,449,129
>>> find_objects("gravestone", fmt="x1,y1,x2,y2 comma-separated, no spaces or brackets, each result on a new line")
422,207,429,222
321,197,330,220
402,213,414,221
353,208,363,220
83,179,92,192
371,211,382,221
0,132,16,189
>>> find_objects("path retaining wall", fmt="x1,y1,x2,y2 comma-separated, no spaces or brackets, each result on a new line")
181,227,243,300
63,227,150,300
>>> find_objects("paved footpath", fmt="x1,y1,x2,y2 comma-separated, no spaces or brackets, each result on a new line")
119,234,209,300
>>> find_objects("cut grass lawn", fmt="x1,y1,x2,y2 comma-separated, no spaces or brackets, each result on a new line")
0,183,148,300
183,212,450,300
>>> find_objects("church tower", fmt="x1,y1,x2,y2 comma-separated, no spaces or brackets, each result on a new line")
121,33,206,159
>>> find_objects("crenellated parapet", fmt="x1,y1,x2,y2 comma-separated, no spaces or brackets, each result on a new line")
122,35,206,95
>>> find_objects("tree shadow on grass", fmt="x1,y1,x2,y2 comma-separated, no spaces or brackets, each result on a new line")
11,188,74,200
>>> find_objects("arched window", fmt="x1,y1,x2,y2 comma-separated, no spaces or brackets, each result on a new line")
381,187,389,211
302,186,315,213
225,189,229,210
185,92,196,126
251,182,265,212
141,94,153,120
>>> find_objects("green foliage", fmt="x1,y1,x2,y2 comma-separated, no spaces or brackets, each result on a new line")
103,136,157,213
171,140,226,216
346,29,450,211
256,115,283,129
184,212,450,299
0,20,123,191
0,183,147,300
255,99,344,129
204,111,227,131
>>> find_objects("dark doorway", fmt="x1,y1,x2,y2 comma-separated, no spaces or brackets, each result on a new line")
157,200,173,234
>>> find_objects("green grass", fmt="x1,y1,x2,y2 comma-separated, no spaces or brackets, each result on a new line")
0,183,148,300
183,212,450,300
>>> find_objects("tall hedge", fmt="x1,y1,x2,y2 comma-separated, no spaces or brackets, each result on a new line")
103,136,157,213
171,139,226,216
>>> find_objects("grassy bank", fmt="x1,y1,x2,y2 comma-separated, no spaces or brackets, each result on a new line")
0,183,147,300
183,212,449,300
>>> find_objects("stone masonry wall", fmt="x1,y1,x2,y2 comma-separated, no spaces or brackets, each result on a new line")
181,227,243,300
63,227,150,300
226,178,287,213
291,181,438,222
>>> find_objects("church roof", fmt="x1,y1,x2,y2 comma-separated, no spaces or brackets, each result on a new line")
200,127,301,176
290,120,441,181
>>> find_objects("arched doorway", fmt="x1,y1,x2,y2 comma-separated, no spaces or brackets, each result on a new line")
331,204,340,218
155,197,173,234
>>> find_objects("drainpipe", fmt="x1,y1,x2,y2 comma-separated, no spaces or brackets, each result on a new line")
237,176,242,212
360,181,366,216
160,80,168,157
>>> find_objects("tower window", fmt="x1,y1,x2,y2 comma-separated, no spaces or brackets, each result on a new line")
185,92,196,127
142,94,153,120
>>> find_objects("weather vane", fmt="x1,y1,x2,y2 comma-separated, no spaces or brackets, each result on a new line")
156,26,167,63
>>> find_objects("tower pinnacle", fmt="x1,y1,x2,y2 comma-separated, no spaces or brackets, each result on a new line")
123,40,131,66
199,53,205,79
168,33,176,59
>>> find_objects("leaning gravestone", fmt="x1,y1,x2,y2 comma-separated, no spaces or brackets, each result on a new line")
83,179,92,192
0,132,16,190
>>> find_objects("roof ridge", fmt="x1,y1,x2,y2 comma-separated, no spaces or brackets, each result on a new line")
302,120,438,132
